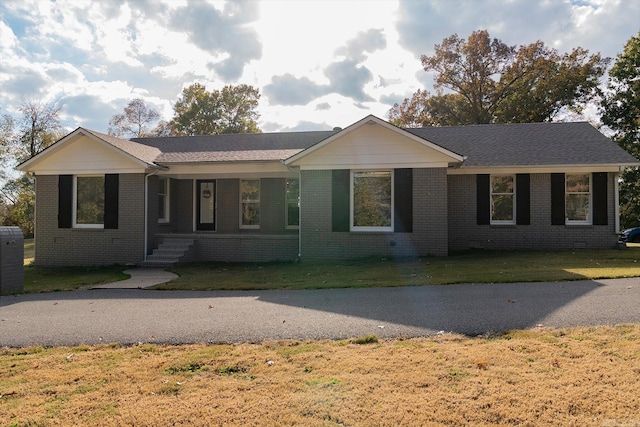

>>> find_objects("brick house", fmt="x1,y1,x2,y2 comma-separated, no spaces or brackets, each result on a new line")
17,115,639,267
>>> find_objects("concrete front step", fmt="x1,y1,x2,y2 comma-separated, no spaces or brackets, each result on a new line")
141,238,194,267
140,260,177,268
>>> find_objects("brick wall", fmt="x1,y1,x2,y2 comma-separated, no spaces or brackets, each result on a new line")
185,234,299,262
300,168,448,260
34,174,146,266
447,173,619,252
217,179,238,233
175,179,194,233
261,178,286,234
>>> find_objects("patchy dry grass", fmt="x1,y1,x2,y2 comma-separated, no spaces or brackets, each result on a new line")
2,324,639,426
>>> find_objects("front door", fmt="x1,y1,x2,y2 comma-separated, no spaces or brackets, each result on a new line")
196,180,216,231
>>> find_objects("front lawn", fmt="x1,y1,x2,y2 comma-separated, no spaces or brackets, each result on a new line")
23,264,130,293
154,248,640,291
16,247,640,294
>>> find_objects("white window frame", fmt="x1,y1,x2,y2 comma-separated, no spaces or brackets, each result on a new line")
73,175,104,229
490,174,516,225
565,173,592,225
350,170,394,232
158,177,170,223
240,179,260,229
285,178,300,229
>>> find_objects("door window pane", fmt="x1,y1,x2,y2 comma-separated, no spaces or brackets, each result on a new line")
200,181,215,225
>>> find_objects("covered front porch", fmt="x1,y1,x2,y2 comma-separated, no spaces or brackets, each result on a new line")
143,171,301,266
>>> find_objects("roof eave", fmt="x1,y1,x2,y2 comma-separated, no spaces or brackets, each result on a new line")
448,162,640,175
156,159,286,166
285,115,465,166
16,127,82,172
79,128,161,169
17,127,162,173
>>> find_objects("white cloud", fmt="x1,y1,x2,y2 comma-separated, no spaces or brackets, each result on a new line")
0,0,637,133
0,19,17,50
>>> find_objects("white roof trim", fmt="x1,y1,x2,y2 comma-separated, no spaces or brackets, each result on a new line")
284,114,465,166
448,164,632,175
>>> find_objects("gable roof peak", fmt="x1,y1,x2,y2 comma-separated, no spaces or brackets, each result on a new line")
285,114,465,166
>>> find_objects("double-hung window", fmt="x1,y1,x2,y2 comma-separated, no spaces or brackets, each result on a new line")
240,179,260,228
74,175,105,228
565,173,591,224
351,170,393,231
158,177,170,223
285,178,299,228
490,175,515,224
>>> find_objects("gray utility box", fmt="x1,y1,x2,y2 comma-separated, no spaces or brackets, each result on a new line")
0,226,24,294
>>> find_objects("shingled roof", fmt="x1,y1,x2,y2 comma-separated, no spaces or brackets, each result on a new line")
128,121,636,168
407,122,638,167
132,131,336,163
19,119,636,176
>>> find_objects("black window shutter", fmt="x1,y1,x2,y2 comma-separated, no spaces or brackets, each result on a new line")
332,170,350,232
58,175,73,229
394,169,413,233
476,174,490,225
516,174,530,225
551,173,565,225
592,172,608,225
104,174,119,229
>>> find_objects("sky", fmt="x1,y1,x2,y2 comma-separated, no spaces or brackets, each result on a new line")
0,0,638,135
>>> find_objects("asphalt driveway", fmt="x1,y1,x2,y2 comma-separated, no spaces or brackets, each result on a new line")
1,277,639,347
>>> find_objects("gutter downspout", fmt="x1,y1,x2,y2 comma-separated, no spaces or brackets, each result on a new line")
615,168,621,234
298,168,302,259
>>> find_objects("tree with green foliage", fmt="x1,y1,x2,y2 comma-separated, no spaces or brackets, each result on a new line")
170,83,261,135
389,30,608,126
0,176,35,236
0,113,15,184
13,100,64,162
601,31,640,228
0,100,64,237
108,98,160,138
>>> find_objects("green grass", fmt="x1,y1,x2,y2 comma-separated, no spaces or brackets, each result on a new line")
23,238,34,265
352,335,379,344
15,239,640,294
23,264,130,293
152,248,640,291
18,239,129,294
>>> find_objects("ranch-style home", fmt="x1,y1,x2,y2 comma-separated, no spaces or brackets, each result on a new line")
17,115,639,267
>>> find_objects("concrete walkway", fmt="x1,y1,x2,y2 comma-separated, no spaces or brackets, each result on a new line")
91,268,178,289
